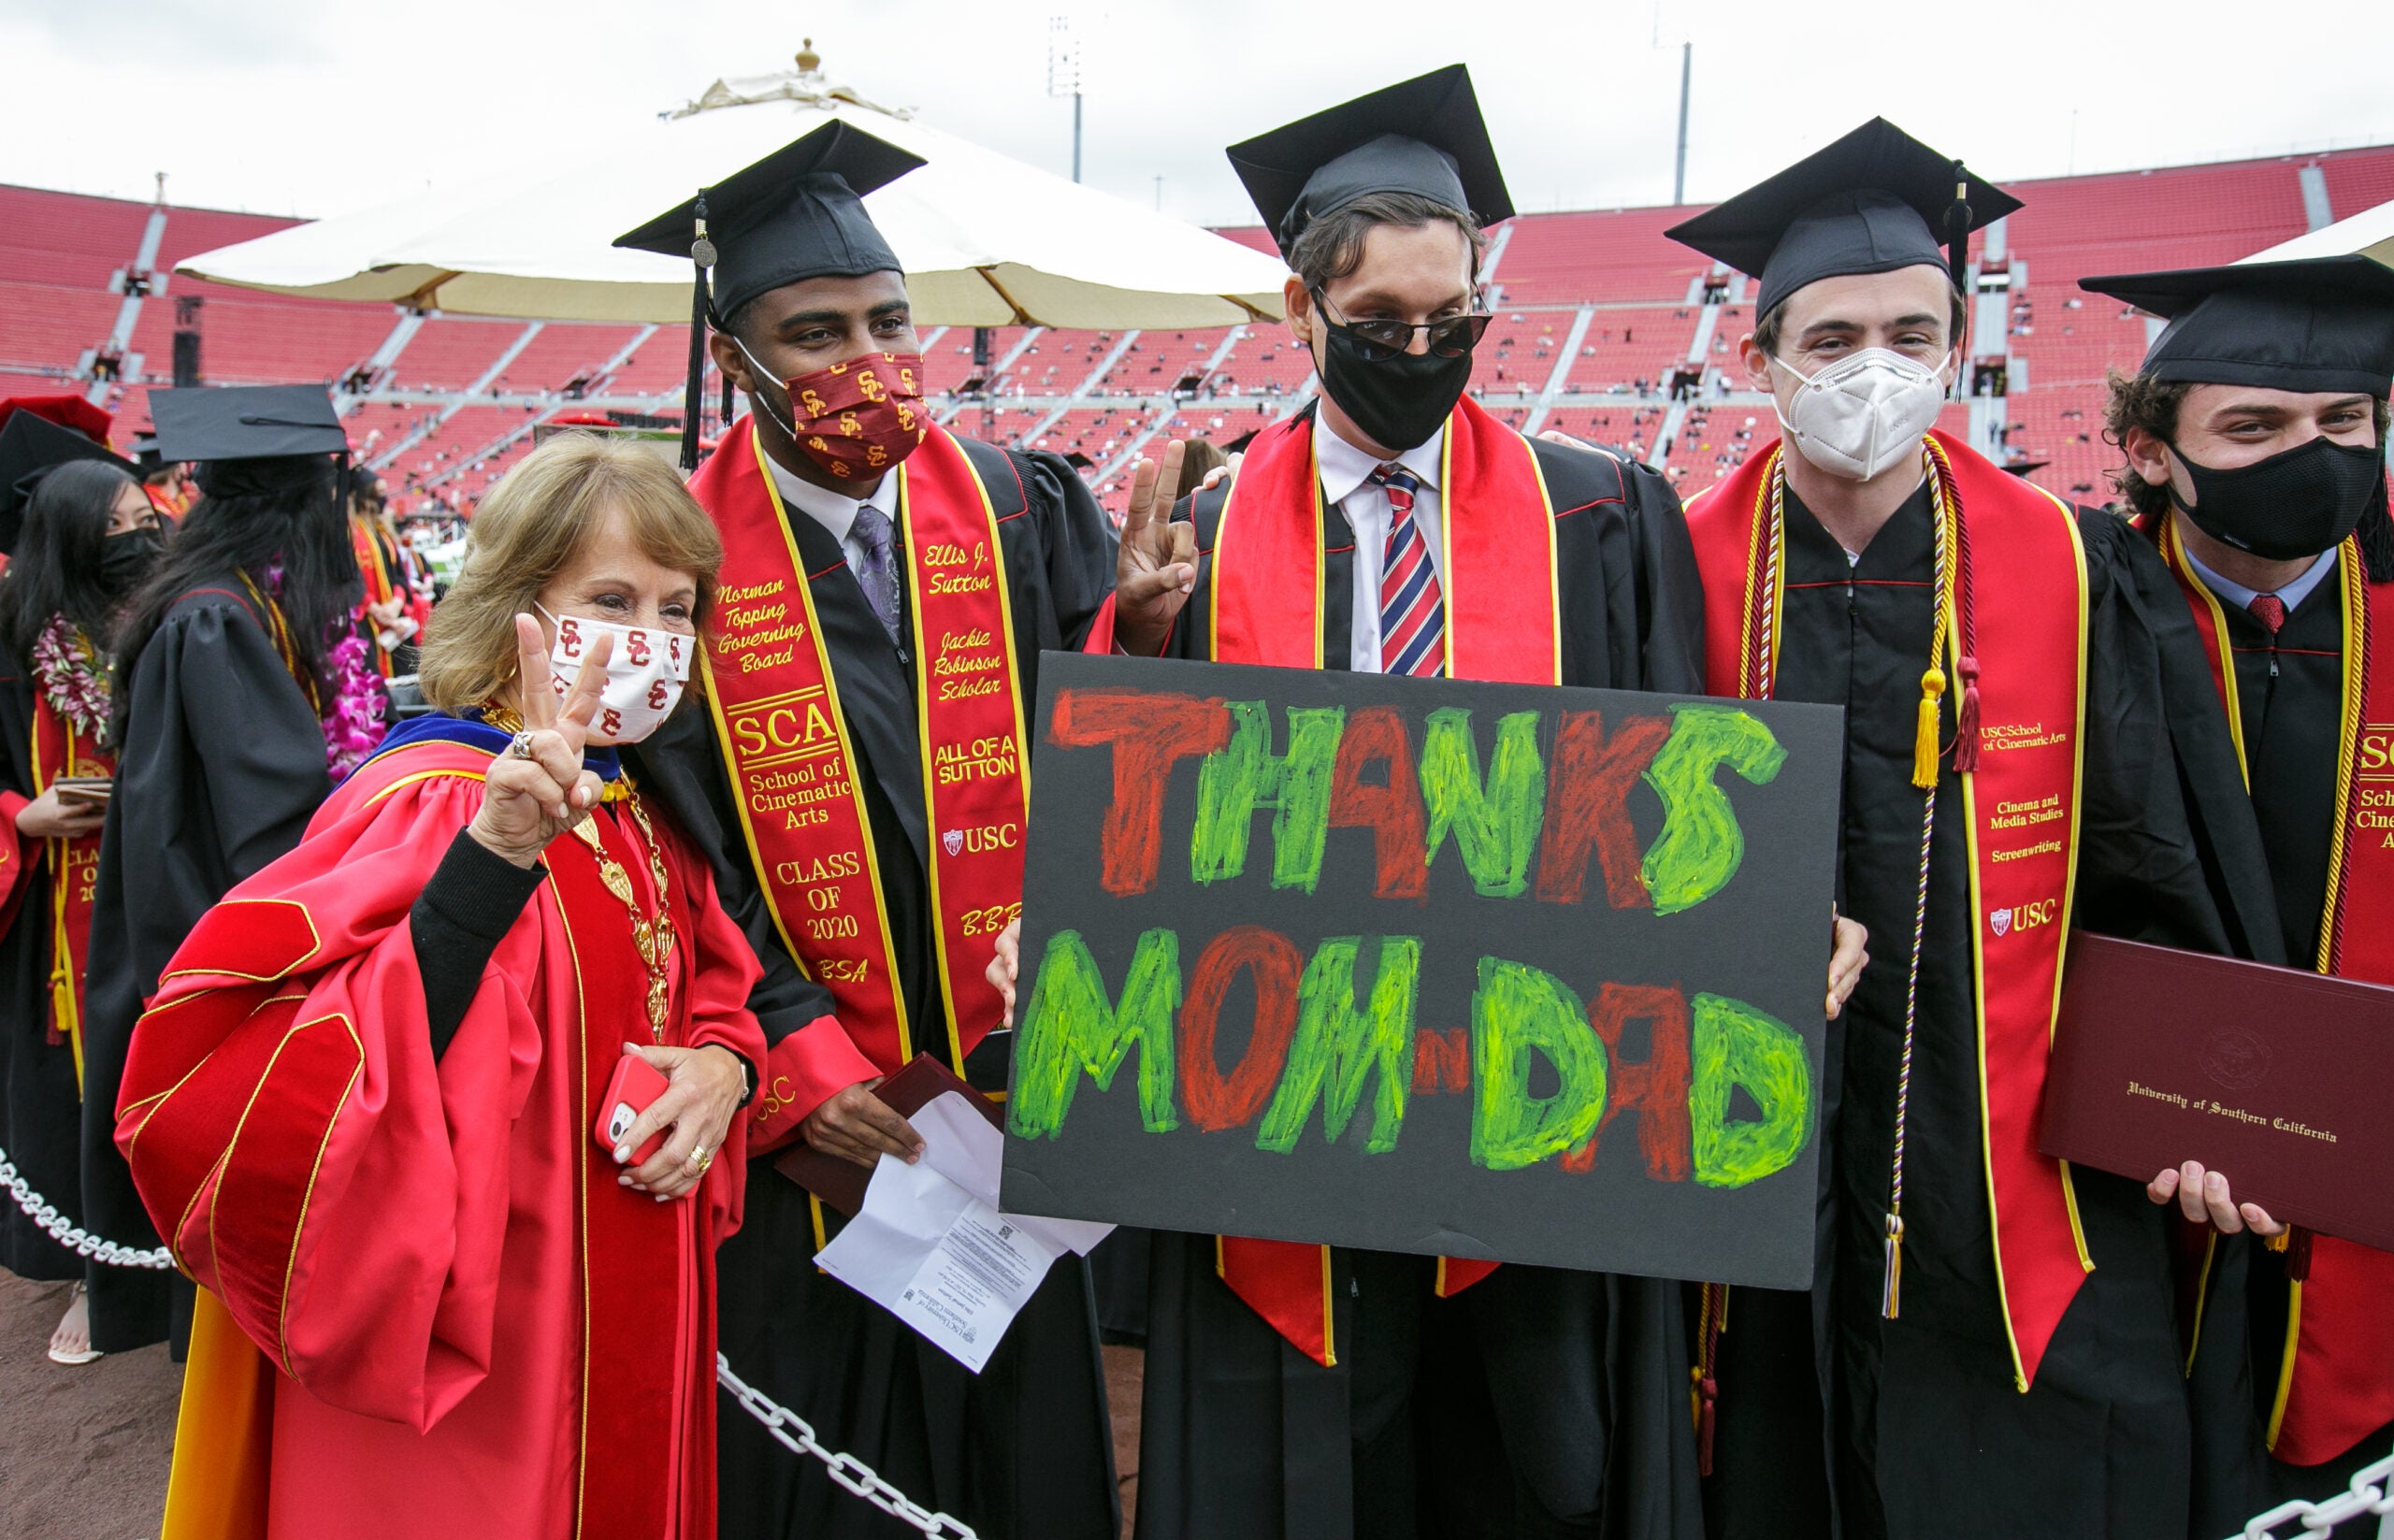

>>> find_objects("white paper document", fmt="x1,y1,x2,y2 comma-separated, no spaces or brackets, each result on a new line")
815,1090,1113,1372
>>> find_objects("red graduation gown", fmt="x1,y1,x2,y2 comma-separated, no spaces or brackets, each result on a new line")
115,737,765,1540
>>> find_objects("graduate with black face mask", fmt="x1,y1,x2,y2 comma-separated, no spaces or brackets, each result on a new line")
2088,252,2394,1532
1089,65,1781,1540
0,425,159,1366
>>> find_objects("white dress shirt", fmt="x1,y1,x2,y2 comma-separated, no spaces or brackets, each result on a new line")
1314,418,1447,674
2182,541,2339,618
768,455,902,593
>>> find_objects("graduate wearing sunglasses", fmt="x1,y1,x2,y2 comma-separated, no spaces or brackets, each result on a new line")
1088,65,1729,1540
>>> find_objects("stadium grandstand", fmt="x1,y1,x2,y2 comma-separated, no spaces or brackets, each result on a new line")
5,140,2392,518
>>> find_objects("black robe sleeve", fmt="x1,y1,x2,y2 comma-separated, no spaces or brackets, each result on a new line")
410,828,549,1057
2070,509,2283,962
78,589,335,1354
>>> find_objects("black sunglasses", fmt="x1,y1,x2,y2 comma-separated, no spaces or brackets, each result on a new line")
1311,289,1493,363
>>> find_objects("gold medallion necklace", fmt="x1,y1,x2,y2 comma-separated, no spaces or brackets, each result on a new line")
483,703,674,1038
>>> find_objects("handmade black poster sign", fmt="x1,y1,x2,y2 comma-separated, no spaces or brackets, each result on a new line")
999,652,1844,1288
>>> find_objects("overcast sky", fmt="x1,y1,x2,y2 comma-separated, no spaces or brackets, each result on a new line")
3,0,2389,229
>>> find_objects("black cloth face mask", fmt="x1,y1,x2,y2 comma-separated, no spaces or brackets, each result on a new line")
1314,316,1475,453
99,525,166,597
2167,433,2388,561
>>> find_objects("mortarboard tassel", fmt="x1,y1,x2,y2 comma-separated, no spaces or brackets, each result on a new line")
1882,1211,1905,1317
681,195,716,475
1943,163,1973,298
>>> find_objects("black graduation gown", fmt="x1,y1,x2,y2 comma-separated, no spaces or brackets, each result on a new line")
628,437,1121,1540
1132,428,1711,1540
2166,561,2394,1528
0,665,82,1280
78,578,334,1352
1698,488,2268,1540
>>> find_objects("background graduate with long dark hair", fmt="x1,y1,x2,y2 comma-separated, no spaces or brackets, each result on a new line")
76,384,380,1356
0,425,163,1365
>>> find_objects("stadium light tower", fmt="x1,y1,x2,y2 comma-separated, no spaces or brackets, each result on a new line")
1673,42,1692,206
1047,16,1083,183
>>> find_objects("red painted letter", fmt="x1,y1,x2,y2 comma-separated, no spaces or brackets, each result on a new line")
1328,705,1428,900
1178,927,1304,1131
1569,983,1693,1179
1536,711,1670,908
1048,689,1231,896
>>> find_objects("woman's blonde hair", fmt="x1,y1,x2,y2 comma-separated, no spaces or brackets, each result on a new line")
417,433,723,712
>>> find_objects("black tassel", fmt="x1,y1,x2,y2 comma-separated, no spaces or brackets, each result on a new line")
1944,161,1973,300
681,194,715,475
2359,482,2394,584
720,370,735,437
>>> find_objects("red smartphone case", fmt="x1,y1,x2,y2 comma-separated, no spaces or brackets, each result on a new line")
594,1054,671,1166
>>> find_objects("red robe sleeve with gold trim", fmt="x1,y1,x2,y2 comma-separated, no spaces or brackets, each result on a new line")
115,756,763,1432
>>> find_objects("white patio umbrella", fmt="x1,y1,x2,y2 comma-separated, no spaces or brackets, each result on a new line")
2241,194,2394,268
175,58,1288,329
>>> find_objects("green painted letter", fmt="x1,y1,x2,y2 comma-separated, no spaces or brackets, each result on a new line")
1469,957,1608,1170
1420,708,1546,899
1640,704,1787,916
1190,701,1346,892
1008,928,1183,1138
1687,992,1812,1187
1256,936,1421,1155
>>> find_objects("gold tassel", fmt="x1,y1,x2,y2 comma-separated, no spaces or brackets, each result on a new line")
1882,1211,1906,1318
1911,666,1946,790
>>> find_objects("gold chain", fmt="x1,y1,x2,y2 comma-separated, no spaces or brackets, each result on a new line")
482,702,670,1036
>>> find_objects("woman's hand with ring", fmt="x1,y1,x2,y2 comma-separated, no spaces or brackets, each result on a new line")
468,615,613,869
614,1042,747,1200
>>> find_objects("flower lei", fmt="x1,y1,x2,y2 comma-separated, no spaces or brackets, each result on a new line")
261,559,387,783
32,614,111,750
321,631,386,782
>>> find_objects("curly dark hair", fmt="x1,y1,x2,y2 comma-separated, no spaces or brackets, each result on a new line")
2102,368,2394,578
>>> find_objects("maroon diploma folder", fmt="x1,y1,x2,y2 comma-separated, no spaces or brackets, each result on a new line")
772,1054,1003,1218
2040,931,2394,1252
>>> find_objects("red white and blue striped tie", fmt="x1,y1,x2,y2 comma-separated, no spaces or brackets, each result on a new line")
1374,463,1445,678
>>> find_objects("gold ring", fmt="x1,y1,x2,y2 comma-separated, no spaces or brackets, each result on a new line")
688,1145,714,1176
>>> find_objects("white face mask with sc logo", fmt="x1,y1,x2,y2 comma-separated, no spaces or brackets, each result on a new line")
541,605,692,745
1770,347,1954,482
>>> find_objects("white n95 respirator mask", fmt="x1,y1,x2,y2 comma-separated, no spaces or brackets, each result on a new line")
1771,348,1953,482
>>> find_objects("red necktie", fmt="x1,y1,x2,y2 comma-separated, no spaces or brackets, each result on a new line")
2248,593,2286,636
1373,463,1445,677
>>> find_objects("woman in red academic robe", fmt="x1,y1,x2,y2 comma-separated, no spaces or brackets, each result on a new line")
114,433,764,1540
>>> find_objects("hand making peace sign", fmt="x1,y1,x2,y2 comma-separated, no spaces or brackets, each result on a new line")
1113,439,1201,656
467,614,614,870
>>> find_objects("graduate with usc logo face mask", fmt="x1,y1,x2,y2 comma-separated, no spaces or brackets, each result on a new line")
614,121,1119,1540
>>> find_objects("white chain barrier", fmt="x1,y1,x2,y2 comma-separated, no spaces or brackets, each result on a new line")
2234,1450,2394,1538
717,1353,983,1540
0,1141,174,1269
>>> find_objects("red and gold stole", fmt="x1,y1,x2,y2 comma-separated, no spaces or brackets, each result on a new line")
2153,515,2394,1466
350,515,398,680
28,693,110,1072
1202,396,1559,1365
689,415,1030,1078
1683,430,2093,1392
130,740,702,1540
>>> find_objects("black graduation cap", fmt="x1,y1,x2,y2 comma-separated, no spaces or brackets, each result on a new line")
2079,255,2394,397
132,431,165,473
1667,119,2020,318
150,384,347,497
1226,65,1513,262
616,119,921,320
615,120,926,470
0,411,137,554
